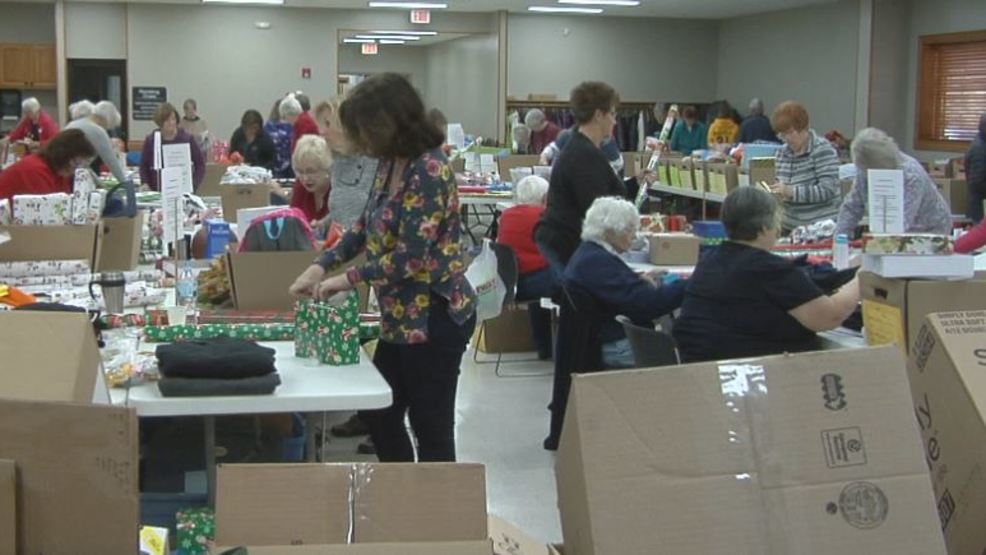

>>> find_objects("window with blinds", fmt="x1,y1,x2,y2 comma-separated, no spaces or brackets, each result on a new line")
917,30,986,151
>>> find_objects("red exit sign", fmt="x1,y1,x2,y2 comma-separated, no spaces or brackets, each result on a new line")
361,42,378,55
410,9,430,24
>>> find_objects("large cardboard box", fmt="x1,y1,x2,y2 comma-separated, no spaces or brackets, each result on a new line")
95,211,145,272
706,163,739,196
226,251,365,311
497,155,541,177
748,157,776,187
932,177,968,216
860,272,986,353
645,233,700,265
221,183,272,223
0,399,139,554
473,305,535,353
0,224,101,266
556,346,946,555
0,460,13,555
198,163,226,197
0,311,105,403
906,311,986,554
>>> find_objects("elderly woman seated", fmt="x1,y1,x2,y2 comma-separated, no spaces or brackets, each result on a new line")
674,186,860,363
564,196,686,369
835,127,951,237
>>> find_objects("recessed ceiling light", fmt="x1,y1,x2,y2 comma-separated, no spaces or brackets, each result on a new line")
378,39,406,44
355,34,422,40
344,38,376,43
368,2,447,8
371,30,438,35
559,0,639,5
528,5,603,13
203,0,284,4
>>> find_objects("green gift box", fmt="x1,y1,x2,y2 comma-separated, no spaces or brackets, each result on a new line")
295,293,360,365
176,506,214,554
143,323,295,343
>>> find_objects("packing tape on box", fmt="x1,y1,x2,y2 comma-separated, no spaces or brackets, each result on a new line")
348,463,376,544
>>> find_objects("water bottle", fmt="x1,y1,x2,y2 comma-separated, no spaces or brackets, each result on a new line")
832,234,849,270
175,237,197,317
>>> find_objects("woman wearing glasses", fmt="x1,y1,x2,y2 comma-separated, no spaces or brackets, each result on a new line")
287,134,333,234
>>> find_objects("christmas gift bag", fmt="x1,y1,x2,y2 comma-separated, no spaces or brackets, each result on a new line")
175,506,214,555
295,292,360,365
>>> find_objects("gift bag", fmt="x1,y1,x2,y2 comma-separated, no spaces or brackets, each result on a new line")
175,506,214,555
465,239,506,322
295,292,360,365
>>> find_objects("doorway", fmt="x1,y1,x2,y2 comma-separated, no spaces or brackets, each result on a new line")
67,59,128,140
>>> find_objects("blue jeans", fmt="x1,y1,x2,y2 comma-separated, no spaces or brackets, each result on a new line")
517,268,556,359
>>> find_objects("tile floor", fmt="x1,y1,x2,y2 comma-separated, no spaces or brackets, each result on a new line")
320,347,562,544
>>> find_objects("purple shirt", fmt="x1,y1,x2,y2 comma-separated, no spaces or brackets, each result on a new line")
139,128,206,192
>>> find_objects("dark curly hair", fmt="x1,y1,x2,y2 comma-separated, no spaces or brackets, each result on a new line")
570,81,619,125
338,73,444,160
39,129,95,171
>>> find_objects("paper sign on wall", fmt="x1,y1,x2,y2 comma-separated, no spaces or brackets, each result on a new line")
161,166,184,247
867,169,905,233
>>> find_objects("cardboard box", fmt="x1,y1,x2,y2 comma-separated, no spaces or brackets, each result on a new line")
473,305,535,353
691,160,708,193
0,460,13,555
95,211,145,272
706,163,739,196
860,272,986,353
0,311,104,403
932,178,968,216
862,254,973,279
198,163,227,197
221,183,272,223
674,159,694,190
748,157,776,187
226,250,318,311
0,398,138,554
556,346,946,555
0,224,102,266
907,311,986,554
645,233,700,265
497,155,541,177
216,463,488,546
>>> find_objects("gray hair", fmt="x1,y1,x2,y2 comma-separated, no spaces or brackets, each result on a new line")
93,101,121,129
722,186,779,241
512,124,531,146
279,94,303,118
515,175,548,206
21,97,40,115
749,98,764,116
69,100,95,120
524,109,546,129
581,196,639,243
852,127,902,172
292,134,332,170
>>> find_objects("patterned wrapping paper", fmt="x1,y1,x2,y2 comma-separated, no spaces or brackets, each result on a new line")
863,233,954,255
86,190,106,223
74,168,99,195
70,191,89,224
175,506,214,555
34,281,167,310
0,269,161,288
295,293,360,365
12,193,73,225
0,259,91,279
0,199,10,225
142,323,296,343
196,309,296,325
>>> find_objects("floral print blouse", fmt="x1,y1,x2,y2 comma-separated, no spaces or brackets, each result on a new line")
317,149,476,344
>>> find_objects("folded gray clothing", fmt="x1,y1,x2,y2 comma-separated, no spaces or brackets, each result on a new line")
156,338,276,379
157,373,282,397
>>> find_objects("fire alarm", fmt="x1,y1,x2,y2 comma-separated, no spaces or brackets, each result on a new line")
302,67,311,79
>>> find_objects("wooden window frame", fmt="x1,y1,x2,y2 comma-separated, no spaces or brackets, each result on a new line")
915,29,986,152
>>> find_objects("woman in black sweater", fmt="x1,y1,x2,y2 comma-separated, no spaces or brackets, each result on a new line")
229,109,276,170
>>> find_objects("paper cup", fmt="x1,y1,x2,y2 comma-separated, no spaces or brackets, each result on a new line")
166,306,188,327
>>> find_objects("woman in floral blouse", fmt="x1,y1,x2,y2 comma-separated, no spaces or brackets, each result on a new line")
290,73,477,462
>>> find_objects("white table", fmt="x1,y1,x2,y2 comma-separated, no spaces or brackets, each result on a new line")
459,194,514,245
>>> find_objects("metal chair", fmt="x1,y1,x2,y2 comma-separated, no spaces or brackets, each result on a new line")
472,243,551,377
616,315,680,368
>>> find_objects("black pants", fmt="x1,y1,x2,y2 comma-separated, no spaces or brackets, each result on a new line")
360,295,476,462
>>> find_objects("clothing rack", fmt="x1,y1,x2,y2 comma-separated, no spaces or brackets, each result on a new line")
507,100,660,152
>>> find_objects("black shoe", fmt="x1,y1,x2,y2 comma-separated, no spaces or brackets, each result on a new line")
331,414,370,437
357,439,376,455
543,435,559,451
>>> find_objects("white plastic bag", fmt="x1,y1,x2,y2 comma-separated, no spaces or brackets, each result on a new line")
465,239,506,322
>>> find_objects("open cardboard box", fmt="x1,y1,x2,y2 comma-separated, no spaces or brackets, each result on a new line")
198,163,227,197
556,346,946,554
0,223,102,267
473,305,535,353
95,210,146,272
748,157,776,187
907,310,986,554
226,251,367,312
497,155,541,178
215,462,554,554
0,460,13,555
221,184,273,223
673,159,695,190
644,233,699,265
706,163,738,196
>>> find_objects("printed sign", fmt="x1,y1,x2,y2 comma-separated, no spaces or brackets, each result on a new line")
132,87,167,121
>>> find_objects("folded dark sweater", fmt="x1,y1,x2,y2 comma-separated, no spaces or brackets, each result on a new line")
156,338,276,379
157,373,282,397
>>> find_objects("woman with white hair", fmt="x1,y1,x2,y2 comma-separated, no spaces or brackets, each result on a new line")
834,127,950,237
69,100,95,121
8,97,59,148
66,100,129,184
496,175,555,359
525,108,560,156
280,93,319,154
287,134,334,231
564,196,686,369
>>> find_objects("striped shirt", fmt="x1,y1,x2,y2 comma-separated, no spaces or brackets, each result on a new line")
835,154,951,237
775,129,841,230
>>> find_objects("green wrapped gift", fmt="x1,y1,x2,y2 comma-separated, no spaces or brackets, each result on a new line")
175,506,214,554
143,323,295,343
295,293,360,365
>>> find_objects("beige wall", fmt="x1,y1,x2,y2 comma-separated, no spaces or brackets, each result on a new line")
65,2,127,59
0,2,55,43
506,14,719,103
869,0,910,144
717,0,861,136
424,34,499,139
337,43,428,94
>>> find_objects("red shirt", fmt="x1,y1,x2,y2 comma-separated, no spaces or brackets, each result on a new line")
291,112,320,154
530,121,561,156
0,154,70,207
497,204,548,274
289,180,330,223
8,111,60,145
956,221,986,254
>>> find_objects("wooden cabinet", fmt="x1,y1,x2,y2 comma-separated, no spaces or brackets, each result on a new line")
0,44,56,89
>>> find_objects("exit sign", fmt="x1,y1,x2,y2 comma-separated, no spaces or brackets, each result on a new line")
361,42,378,55
410,9,431,24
